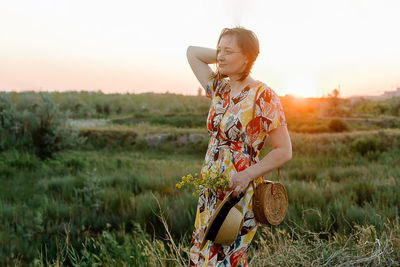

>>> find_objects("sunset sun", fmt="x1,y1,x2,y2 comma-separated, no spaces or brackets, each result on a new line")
283,77,318,98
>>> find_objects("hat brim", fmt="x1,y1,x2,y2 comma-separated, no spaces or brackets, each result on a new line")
200,191,244,250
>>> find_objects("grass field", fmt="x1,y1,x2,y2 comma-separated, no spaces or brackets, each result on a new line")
1,129,399,265
1,92,400,266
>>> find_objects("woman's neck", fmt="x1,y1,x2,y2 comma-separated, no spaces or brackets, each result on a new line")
228,75,256,91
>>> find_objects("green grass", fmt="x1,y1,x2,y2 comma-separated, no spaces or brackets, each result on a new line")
1,129,400,265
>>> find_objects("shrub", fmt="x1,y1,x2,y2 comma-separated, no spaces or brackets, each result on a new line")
351,137,385,156
79,127,138,149
0,92,87,159
328,118,349,132
0,93,23,150
31,94,87,159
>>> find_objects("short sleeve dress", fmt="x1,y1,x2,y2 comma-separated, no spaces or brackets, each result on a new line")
189,75,287,267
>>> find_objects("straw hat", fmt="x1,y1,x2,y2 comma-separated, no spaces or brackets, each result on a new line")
200,191,244,250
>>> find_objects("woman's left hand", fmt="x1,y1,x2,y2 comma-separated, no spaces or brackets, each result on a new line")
225,169,252,198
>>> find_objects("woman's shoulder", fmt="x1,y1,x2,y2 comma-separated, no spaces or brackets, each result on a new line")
206,74,229,99
208,74,229,96
254,82,287,131
255,82,277,102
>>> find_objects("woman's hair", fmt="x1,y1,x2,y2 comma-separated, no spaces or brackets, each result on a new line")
214,26,260,82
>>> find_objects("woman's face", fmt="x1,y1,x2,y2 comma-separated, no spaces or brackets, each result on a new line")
217,34,248,77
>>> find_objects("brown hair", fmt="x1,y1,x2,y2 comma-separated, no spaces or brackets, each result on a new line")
214,26,260,82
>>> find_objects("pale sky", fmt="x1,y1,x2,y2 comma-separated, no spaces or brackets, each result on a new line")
0,0,399,98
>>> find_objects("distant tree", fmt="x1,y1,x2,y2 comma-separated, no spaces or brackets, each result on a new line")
197,87,203,96
331,88,340,98
327,88,340,116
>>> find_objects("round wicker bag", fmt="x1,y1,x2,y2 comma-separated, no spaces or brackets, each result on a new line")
252,168,288,225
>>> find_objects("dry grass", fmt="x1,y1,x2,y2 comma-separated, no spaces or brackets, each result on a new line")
248,221,400,267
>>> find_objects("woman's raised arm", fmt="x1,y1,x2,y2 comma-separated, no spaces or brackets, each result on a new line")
186,46,217,90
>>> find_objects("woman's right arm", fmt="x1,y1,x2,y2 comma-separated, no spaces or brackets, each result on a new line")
186,46,217,90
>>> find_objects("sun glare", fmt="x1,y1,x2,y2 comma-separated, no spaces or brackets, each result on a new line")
282,77,318,98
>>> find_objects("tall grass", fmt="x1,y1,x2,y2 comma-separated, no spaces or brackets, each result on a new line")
32,214,400,266
248,220,400,266
0,129,399,265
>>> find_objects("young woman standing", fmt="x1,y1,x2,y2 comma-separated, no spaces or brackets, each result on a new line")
186,26,292,266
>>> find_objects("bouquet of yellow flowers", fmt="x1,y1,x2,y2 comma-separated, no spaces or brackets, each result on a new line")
176,163,230,197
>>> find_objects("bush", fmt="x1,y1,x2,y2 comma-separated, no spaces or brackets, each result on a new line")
0,92,87,159
79,127,138,149
0,93,29,150
351,137,385,156
328,118,349,132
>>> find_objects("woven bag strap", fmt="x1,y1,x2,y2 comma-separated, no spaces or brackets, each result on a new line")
249,87,280,195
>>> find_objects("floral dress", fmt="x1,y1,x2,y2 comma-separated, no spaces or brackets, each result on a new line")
189,75,287,267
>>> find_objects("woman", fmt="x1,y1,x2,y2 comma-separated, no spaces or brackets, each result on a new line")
186,26,292,266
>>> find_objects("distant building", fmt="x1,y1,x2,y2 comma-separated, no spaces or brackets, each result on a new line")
382,87,400,98
347,87,400,103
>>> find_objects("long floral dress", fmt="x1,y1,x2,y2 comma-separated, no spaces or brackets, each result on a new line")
189,75,287,266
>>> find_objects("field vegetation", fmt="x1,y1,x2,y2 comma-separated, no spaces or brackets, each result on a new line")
0,91,399,266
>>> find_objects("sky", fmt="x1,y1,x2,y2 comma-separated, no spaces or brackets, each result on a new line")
0,0,399,98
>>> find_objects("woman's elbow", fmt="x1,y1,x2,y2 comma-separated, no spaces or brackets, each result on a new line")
186,46,194,57
283,146,292,163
